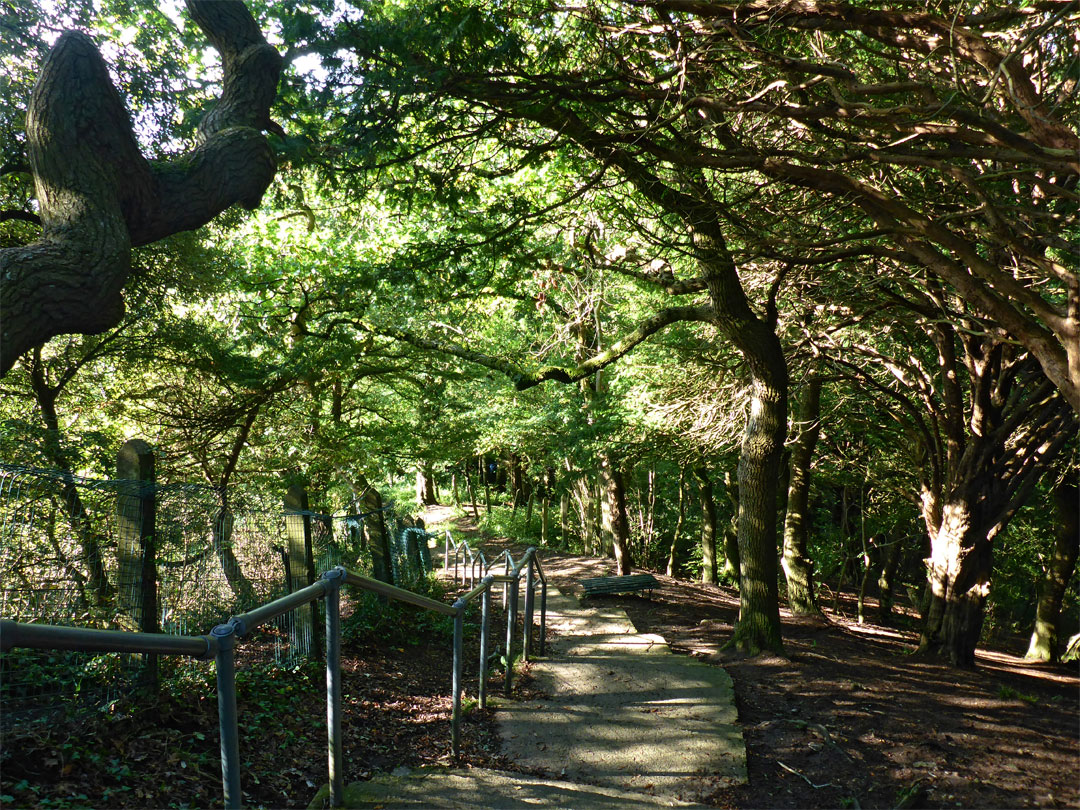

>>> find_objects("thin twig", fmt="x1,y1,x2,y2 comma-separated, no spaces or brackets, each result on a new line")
777,760,835,789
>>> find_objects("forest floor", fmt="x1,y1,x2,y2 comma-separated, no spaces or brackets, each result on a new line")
2,505,1076,809
433,504,1079,810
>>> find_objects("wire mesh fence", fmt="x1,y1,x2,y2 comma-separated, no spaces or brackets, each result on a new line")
0,461,434,727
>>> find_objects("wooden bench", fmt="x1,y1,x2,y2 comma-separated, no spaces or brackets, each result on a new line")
580,573,660,598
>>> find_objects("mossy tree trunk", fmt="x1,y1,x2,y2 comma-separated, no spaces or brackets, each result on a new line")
782,375,823,615
1025,475,1079,662
695,464,718,585
600,453,633,575
666,467,688,577
0,1,282,373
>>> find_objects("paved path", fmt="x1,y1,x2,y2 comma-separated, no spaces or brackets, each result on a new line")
496,586,745,804
314,528,745,808
309,766,704,808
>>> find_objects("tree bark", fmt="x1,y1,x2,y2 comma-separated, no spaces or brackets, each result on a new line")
720,471,740,584
600,453,633,574
1025,475,1080,662
463,463,480,521
0,1,282,373
916,334,1075,666
29,356,112,608
666,467,688,577
699,244,787,655
560,490,570,545
695,465,718,585
782,375,823,615
416,462,437,506
877,536,903,625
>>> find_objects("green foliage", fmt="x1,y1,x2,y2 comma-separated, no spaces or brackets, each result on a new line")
476,505,543,547
342,576,457,646
997,685,1038,705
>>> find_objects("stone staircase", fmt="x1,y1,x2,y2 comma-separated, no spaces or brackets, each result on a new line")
310,584,745,808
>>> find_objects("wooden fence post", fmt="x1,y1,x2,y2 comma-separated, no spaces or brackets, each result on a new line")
355,475,394,587
116,438,158,689
284,484,322,659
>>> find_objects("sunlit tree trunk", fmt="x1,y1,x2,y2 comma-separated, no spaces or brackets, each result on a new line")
698,235,787,655
666,467,688,577
416,462,437,506
600,454,632,574
1026,475,1079,662
915,329,1074,666
782,375,822,614
695,465,718,584
560,490,570,545
720,471,740,584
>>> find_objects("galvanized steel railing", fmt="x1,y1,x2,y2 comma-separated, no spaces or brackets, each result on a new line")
443,530,488,588
445,540,548,695
0,554,531,810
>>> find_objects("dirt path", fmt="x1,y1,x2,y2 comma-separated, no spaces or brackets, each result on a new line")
426,505,1080,810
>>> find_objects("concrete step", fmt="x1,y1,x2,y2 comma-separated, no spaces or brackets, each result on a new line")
308,766,706,809
496,587,746,802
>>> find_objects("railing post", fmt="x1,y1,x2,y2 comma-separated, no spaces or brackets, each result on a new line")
523,558,535,662
479,583,490,709
503,555,511,609
539,579,548,657
212,622,242,809
444,531,451,574
323,568,345,808
451,599,465,758
504,574,519,697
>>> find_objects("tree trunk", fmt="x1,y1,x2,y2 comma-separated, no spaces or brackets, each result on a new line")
919,499,995,667
560,491,570,545
464,464,480,521
416,462,437,506
600,454,633,574
482,457,493,513
509,453,530,508
576,476,599,556
29,363,112,608
695,465,718,585
1026,475,1079,662
857,534,877,625
877,536,903,625
666,468,688,577
720,471,740,584
210,507,256,606
208,408,258,606
730,367,788,655
0,1,282,373
782,375,822,615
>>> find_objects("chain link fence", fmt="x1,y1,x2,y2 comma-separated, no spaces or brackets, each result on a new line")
0,461,433,726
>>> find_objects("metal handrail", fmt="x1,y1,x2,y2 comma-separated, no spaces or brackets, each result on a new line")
0,563,499,810
445,539,550,695
0,620,213,658
342,570,458,616
443,530,496,589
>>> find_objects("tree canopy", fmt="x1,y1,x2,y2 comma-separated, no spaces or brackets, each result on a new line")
0,0,1076,665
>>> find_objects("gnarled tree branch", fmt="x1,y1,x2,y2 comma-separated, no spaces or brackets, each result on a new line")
0,0,282,374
